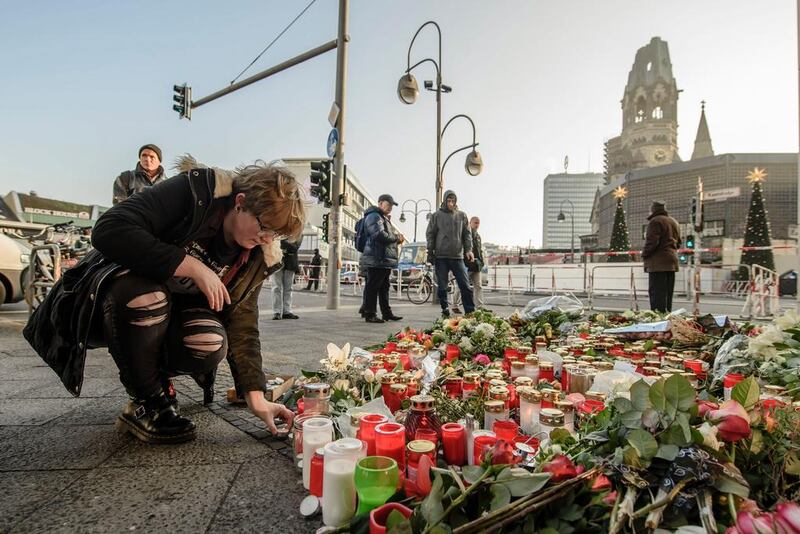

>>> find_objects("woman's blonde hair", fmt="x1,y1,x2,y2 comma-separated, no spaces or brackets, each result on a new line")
233,162,306,239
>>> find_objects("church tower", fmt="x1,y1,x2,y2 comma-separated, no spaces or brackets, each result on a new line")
604,37,680,181
691,101,714,159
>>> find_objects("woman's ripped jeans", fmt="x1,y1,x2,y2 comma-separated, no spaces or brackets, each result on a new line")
101,271,228,399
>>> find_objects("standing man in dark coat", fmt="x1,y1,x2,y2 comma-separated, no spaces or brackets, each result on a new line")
112,144,168,204
426,190,475,317
642,200,681,312
466,216,485,308
359,194,404,323
306,248,323,291
272,239,300,320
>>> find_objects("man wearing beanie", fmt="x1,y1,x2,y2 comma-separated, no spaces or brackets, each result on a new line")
112,144,167,204
642,199,681,312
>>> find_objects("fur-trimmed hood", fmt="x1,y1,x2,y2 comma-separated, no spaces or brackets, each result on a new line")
173,154,282,268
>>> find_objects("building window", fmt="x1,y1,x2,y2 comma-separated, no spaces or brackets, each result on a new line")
651,106,663,119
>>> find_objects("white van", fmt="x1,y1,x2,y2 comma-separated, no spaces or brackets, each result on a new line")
0,233,29,306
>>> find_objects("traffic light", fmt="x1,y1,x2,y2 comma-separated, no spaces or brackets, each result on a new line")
685,234,695,250
690,196,704,233
310,160,332,207
172,84,192,120
321,213,329,243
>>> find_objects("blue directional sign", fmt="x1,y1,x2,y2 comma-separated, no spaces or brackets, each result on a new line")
327,128,339,158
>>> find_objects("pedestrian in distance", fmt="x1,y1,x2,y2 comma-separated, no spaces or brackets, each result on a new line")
426,190,476,318
306,248,322,291
272,239,300,320
359,194,404,324
112,144,168,205
642,200,681,313
466,216,485,308
24,154,305,443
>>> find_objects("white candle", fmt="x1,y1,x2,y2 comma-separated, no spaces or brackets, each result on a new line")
322,458,357,527
302,418,333,490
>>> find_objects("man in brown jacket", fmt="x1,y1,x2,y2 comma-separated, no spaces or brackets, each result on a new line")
642,200,681,312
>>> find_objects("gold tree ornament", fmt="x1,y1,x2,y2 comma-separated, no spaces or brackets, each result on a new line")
612,185,628,200
747,167,768,183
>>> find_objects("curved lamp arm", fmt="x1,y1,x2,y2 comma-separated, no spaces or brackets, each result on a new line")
441,143,479,177
442,114,477,146
406,20,442,76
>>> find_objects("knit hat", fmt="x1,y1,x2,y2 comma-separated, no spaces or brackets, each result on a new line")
651,200,666,209
138,144,162,162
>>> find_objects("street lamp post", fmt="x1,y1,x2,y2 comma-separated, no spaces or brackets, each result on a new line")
399,199,433,242
440,113,483,179
398,21,451,208
557,199,575,263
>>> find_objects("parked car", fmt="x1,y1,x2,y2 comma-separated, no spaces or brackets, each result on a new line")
0,234,29,306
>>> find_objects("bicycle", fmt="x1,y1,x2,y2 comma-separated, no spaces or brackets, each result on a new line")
25,221,90,313
405,264,463,310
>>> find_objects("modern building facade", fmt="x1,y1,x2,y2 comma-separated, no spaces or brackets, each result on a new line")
3,191,107,229
542,172,604,250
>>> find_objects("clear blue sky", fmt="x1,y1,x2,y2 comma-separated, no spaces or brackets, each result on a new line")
1,0,797,246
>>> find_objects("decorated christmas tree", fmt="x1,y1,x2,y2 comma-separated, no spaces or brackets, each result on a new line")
608,185,631,262
738,167,775,278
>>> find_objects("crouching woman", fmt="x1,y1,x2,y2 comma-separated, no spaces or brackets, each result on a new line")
24,157,304,443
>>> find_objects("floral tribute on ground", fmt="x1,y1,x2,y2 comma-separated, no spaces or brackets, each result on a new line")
275,304,800,533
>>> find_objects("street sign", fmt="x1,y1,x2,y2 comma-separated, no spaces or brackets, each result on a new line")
704,186,741,202
328,102,340,127
327,128,339,158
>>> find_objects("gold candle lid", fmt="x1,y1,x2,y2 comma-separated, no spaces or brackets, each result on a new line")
539,408,565,425
303,383,331,398
517,387,542,403
489,386,510,399
514,376,534,387
524,355,539,365
484,400,505,413
407,440,436,454
380,372,398,385
463,372,481,384
555,400,575,413
539,362,554,370
511,361,526,370
585,390,607,402
410,394,435,411
390,383,408,394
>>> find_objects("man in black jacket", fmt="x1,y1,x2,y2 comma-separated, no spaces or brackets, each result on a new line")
112,144,167,204
359,194,404,323
272,239,300,319
306,248,322,291
466,216,485,308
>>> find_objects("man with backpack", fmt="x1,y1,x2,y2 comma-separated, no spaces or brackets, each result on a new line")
112,144,168,204
357,194,404,323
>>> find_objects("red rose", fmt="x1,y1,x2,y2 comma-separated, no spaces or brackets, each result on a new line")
591,474,612,492
540,454,578,482
707,400,752,443
697,400,719,418
775,502,800,533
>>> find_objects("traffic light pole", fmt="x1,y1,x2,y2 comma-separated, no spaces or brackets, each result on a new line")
692,179,704,315
326,0,349,310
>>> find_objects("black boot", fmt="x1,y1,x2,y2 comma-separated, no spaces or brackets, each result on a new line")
116,394,196,444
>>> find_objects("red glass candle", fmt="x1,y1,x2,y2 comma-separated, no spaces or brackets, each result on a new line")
473,434,498,465
443,376,463,398
539,362,555,383
684,359,706,380
385,341,398,352
358,413,388,456
399,353,411,371
309,447,325,497
375,422,407,470
406,440,436,489
414,428,439,449
492,420,519,442
369,502,413,534
462,374,480,399
445,344,460,364
296,397,305,415
507,384,518,409
385,383,407,414
403,395,442,443
441,423,466,466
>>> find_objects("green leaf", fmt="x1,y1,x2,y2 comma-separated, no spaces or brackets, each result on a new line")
785,451,800,475
621,409,644,429
656,444,679,461
386,510,410,531
630,380,652,412
490,483,512,511
429,526,451,534
676,412,692,442
499,472,552,497
560,504,584,522
461,465,486,485
420,474,445,525
537,528,561,534
584,430,610,443
622,445,646,469
649,379,667,413
661,421,692,447
713,472,750,498
643,339,655,351
750,428,764,455
614,397,634,413
626,429,659,460
300,369,323,378
549,428,572,443
664,374,695,414
641,408,660,430
731,377,760,409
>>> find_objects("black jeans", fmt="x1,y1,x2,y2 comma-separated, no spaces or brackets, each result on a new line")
101,272,228,399
648,271,676,313
306,267,320,290
361,267,392,318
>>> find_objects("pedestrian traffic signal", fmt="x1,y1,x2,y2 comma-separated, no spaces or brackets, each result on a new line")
686,234,695,249
310,160,332,207
172,84,192,120
321,213,329,243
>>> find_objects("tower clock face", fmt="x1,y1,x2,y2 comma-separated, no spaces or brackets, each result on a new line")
654,149,666,162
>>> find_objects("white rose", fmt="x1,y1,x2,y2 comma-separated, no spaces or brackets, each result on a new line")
697,422,721,451
363,369,375,383
334,378,350,390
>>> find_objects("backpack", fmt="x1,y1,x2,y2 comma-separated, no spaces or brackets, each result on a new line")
354,216,368,253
